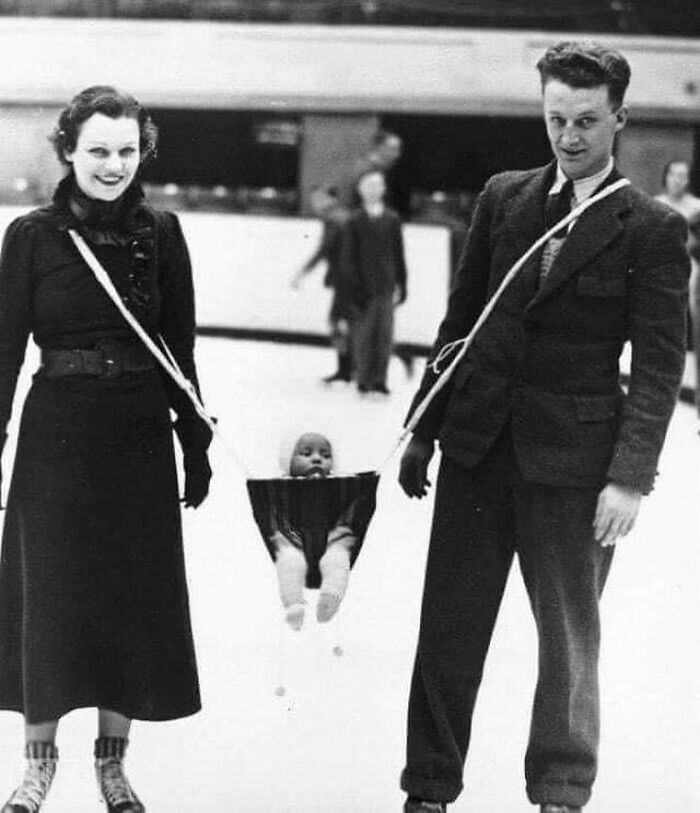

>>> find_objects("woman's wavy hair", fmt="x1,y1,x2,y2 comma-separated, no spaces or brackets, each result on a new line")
49,85,158,166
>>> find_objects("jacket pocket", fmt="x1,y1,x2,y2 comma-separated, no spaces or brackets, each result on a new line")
574,393,622,422
576,274,627,298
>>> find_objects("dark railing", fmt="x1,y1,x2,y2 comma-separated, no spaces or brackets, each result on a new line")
0,0,697,36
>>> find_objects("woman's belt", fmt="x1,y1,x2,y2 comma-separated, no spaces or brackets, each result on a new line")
41,339,158,379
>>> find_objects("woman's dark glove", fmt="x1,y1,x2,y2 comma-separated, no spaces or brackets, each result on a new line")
182,448,212,509
173,418,214,509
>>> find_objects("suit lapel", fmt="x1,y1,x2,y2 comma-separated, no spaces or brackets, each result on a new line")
527,168,631,308
499,163,554,298
502,163,553,259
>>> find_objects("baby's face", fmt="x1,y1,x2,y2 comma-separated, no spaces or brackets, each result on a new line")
289,433,333,478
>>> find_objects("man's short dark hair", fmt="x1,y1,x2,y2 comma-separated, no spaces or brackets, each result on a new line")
536,41,631,109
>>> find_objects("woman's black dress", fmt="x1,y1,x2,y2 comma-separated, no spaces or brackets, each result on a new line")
0,177,207,724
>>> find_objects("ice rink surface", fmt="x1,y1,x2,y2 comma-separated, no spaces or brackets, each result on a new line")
0,337,698,811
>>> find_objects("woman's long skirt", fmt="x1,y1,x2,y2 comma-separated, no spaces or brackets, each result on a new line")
0,369,200,724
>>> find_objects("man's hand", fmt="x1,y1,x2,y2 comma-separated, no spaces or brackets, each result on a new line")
399,436,434,498
593,482,642,547
394,284,407,306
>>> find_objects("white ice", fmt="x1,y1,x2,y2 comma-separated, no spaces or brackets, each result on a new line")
0,338,698,811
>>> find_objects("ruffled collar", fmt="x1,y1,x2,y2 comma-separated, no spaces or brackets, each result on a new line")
52,173,146,245
54,173,156,317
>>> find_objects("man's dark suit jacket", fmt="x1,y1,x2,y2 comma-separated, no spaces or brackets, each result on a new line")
341,207,407,308
408,162,690,494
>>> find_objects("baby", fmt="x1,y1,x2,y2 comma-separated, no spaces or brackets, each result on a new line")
272,432,356,630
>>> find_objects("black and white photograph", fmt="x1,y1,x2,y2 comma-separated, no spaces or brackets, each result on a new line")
0,2,698,811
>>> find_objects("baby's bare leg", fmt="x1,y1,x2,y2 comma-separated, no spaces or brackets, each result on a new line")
274,535,307,630
317,535,355,623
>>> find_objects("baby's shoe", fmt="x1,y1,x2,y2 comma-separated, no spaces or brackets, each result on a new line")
1,742,58,813
95,736,145,812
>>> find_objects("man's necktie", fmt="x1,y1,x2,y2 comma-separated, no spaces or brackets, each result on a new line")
537,178,574,285
544,178,574,234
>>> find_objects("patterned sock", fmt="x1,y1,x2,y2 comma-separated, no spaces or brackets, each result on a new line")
94,736,128,760
24,741,58,761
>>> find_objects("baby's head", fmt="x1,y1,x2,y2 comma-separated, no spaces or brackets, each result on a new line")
289,432,334,478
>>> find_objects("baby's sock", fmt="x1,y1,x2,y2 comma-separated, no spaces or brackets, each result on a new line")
275,546,307,630
317,543,351,623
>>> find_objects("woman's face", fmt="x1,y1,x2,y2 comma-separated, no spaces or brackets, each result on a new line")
64,112,140,201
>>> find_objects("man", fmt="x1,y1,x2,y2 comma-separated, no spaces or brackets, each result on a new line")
342,168,407,396
398,41,689,812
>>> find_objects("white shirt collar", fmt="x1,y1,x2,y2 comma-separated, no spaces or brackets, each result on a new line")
364,203,385,218
550,157,615,204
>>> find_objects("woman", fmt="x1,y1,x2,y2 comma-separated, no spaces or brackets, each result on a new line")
0,86,212,812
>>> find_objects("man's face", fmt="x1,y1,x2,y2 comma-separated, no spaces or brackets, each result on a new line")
378,135,402,166
665,162,690,197
542,79,627,180
358,171,386,206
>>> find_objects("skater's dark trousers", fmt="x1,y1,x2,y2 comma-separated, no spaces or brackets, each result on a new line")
353,293,394,389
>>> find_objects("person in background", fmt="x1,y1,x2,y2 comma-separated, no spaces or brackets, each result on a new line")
0,86,212,812
655,159,700,421
398,40,689,812
292,185,353,383
342,169,408,396
655,159,700,223
340,130,410,219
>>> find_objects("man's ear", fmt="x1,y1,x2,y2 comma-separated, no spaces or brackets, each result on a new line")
614,105,628,132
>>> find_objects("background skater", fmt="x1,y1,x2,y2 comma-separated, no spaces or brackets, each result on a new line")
342,169,408,397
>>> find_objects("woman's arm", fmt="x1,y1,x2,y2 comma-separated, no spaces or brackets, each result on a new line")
0,217,34,434
156,210,212,450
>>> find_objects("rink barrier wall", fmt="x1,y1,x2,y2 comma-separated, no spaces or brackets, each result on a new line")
0,204,693,405
0,19,698,119
0,203,451,347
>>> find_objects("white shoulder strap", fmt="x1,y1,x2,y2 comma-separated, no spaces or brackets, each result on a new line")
67,228,216,434
378,177,631,471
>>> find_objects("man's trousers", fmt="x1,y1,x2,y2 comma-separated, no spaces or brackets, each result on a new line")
353,293,394,390
400,430,614,808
